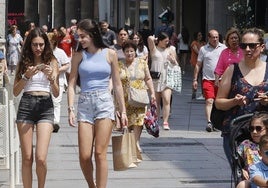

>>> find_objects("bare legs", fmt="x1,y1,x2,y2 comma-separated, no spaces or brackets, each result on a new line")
78,119,113,188
205,98,214,122
17,123,34,188
35,123,53,188
17,122,53,188
133,125,143,152
155,88,172,124
180,53,188,74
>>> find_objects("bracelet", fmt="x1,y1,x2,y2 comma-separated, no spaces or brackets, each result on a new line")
22,74,30,81
68,106,75,112
47,76,55,84
48,76,55,82
193,79,197,82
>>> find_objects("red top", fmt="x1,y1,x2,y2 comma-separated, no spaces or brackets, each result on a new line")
58,34,74,57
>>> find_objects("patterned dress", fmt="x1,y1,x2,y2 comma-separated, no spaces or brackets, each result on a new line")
222,63,268,134
118,58,150,127
237,139,261,172
7,33,23,66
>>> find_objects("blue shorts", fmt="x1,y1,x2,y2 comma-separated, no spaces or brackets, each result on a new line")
77,90,115,124
16,93,54,125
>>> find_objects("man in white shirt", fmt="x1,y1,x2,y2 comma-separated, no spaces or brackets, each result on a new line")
192,29,227,132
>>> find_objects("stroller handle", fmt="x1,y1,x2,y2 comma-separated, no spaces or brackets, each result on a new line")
230,113,254,126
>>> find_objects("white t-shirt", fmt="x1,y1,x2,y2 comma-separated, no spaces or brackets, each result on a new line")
53,47,70,86
197,43,227,80
136,45,148,58
177,33,189,51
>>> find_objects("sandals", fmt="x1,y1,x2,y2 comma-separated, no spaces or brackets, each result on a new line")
163,122,170,130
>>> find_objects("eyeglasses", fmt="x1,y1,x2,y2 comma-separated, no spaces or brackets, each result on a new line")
239,43,260,50
248,125,265,132
31,43,45,48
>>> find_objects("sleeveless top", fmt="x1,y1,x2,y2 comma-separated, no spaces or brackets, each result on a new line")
222,63,268,134
150,46,170,73
78,48,111,92
24,71,50,92
150,46,176,92
112,44,125,61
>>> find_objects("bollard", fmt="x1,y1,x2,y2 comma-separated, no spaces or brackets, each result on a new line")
0,41,21,187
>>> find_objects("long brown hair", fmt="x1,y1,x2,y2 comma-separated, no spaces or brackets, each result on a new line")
15,27,54,80
77,19,107,50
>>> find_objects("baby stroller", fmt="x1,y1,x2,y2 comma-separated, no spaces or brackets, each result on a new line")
229,113,254,186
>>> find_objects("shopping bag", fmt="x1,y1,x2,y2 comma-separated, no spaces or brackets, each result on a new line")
144,102,160,138
112,130,142,171
165,62,182,93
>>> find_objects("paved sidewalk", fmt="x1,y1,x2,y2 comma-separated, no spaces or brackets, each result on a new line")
0,68,232,188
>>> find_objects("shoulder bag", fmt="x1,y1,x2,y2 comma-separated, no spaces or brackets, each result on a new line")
210,102,225,131
127,59,150,107
211,63,239,131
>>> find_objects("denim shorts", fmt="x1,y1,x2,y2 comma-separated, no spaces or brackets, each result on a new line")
77,90,115,124
16,93,54,125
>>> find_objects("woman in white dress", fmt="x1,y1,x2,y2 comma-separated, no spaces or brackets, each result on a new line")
148,32,178,130
7,25,23,75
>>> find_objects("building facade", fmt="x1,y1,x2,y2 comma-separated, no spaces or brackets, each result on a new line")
0,0,6,39
5,0,268,41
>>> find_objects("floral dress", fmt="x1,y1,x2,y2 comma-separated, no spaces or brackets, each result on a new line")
118,58,149,127
237,139,261,172
222,63,268,134
7,33,23,66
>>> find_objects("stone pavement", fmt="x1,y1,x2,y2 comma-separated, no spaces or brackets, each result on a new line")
0,67,232,188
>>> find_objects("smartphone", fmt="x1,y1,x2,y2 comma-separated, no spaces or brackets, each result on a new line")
36,64,46,70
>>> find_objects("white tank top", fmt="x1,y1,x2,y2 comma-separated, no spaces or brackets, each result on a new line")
24,71,50,92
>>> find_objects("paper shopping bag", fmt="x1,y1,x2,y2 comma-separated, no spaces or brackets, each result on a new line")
112,131,141,171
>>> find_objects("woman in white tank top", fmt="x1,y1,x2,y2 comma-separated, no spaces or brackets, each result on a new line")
13,27,59,188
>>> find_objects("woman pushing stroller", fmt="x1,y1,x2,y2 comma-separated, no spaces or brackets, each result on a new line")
215,27,268,186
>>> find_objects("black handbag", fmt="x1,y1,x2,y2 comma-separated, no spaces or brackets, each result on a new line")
210,102,225,131
150,71,161,79
211,64,240,131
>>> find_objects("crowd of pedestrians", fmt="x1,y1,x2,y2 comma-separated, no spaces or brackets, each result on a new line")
5,14,268,188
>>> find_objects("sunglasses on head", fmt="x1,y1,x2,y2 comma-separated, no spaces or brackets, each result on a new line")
239,43,260,49
249,125,265,132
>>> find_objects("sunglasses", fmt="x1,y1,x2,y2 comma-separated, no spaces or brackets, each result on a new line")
249,125,265,132
264,150,268,157
239,43,260,49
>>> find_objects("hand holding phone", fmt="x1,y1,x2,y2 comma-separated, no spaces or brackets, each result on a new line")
254,92,268,101
36,64,46,70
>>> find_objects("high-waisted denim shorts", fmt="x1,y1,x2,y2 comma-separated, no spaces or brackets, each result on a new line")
16,93,54,125
77,90,115,124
